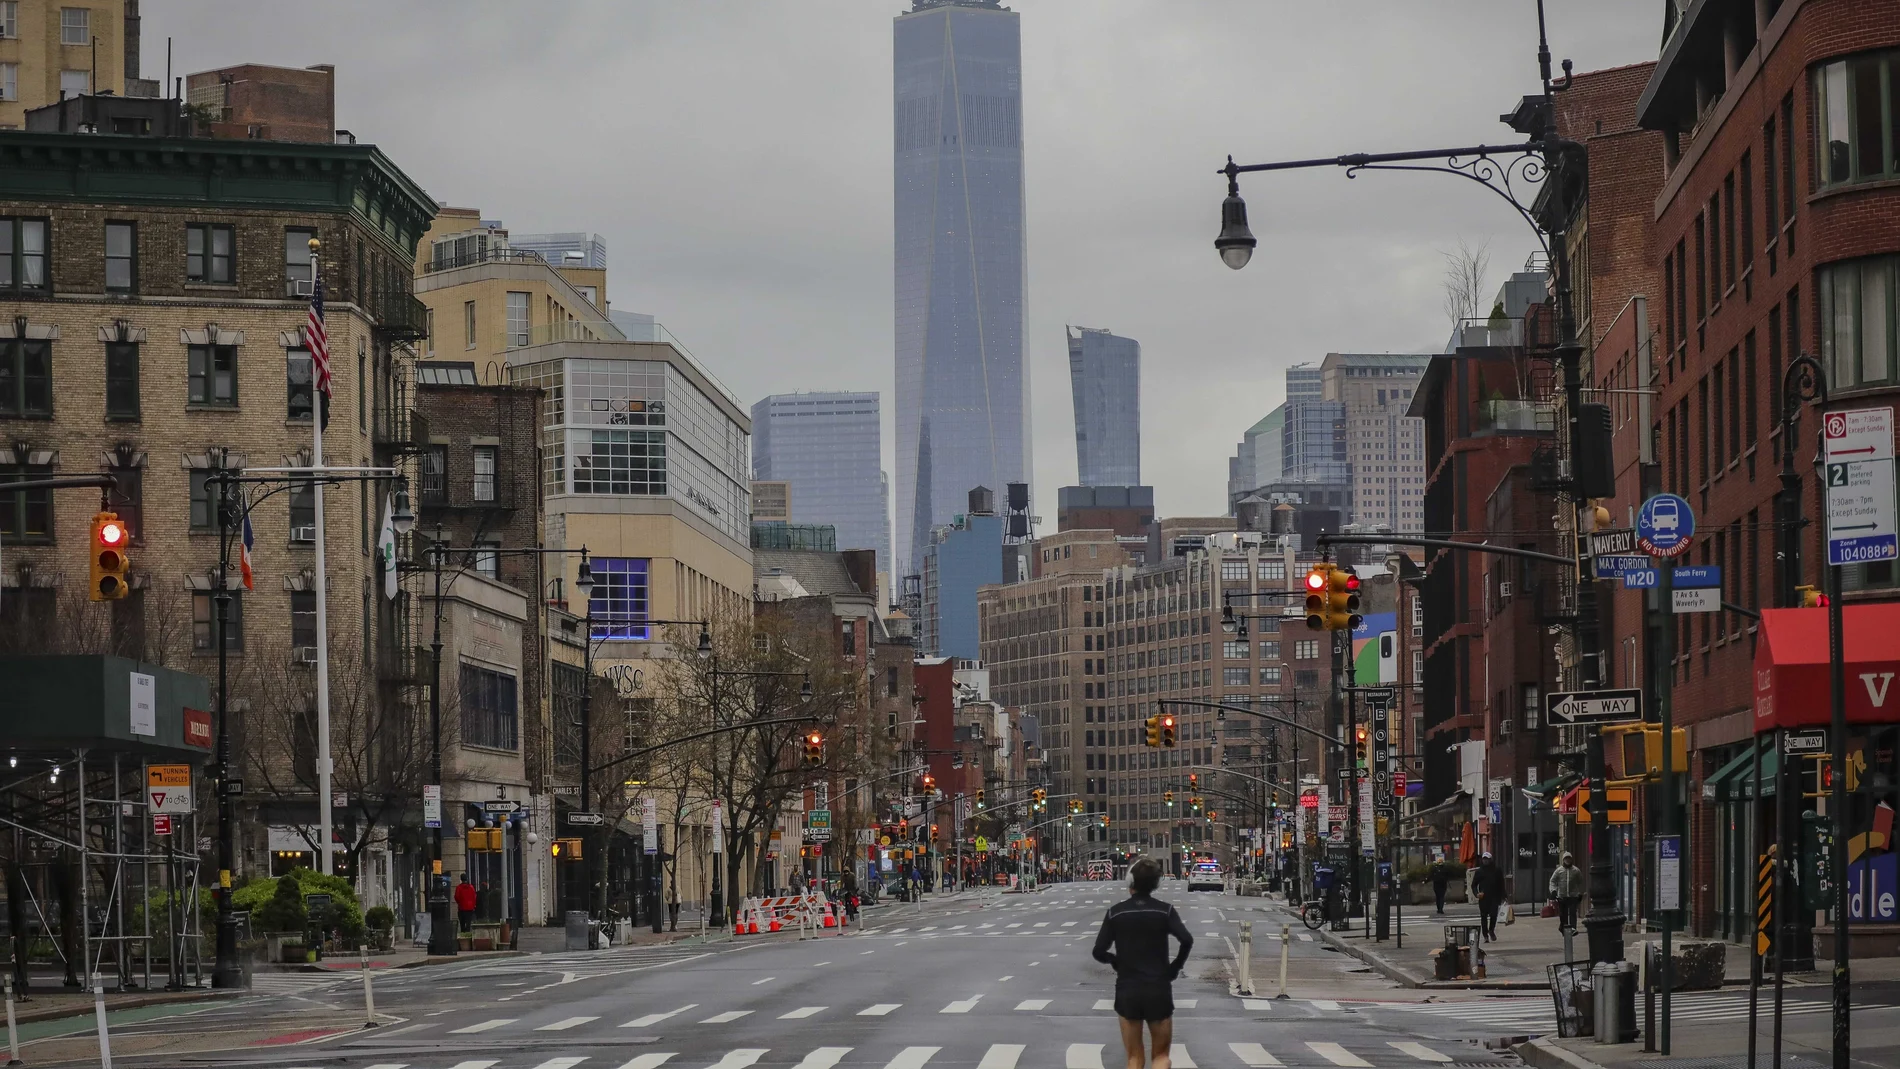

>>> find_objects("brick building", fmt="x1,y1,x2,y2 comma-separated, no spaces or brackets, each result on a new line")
1635,0,1900,943
185,62,336,144
0,129,436,910
0,1,145,131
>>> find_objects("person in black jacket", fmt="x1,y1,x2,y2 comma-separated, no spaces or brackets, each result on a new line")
1473,853,1506,941
1092,857,1193,1069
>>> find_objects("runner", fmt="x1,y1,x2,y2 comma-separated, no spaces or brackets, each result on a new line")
1091,856,1193,1069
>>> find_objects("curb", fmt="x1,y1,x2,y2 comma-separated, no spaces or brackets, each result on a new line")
5,988,244,1025
1513,1037,1612,1069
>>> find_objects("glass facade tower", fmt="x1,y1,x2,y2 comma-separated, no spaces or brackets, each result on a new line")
1067,326,1140,486
751,391,893,573
894,0,1029,577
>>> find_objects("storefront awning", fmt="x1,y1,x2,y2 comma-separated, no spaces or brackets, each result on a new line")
1400,790,1471,828
1704,744,1777,802
1753,604,1900,732
1522,771,1582,804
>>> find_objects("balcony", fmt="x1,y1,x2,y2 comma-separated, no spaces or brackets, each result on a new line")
1451,317,1526,350
373,373,430,453
496,319,619,351
1474,399,1557,436
373,288,429,342
421,246,552,274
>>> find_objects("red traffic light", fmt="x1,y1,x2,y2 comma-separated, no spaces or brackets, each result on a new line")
1305,569,1327,591
807,732,822,746
1343,573,1361,591
99,521,126,547
1161,715,1174,728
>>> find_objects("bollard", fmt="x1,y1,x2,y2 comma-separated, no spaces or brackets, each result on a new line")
93,984,113,1069
4,975,20,1066
1277,924,1291,999
1236,921,1254,997
359,944,377,1028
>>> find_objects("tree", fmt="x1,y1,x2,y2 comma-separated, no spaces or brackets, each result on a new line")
1441,238,1491,329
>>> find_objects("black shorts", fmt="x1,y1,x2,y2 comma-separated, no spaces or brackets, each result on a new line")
1114,985,1174,1023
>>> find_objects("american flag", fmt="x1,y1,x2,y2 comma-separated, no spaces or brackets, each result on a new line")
239,512,256,591
306,274,331,405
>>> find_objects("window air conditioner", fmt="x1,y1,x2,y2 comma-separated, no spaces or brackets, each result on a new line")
1499,581,1513,598
291,525,316,543
293,647,319,664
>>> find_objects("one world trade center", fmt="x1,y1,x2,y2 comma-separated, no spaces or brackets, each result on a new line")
893,0,1029,578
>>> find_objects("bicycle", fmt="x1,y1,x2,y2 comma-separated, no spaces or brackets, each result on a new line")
1300,901,1326,930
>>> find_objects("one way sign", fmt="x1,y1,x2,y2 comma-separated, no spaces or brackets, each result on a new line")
1544,688,1645,725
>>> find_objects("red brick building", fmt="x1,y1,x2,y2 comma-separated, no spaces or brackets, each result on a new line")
1635,0,1900,942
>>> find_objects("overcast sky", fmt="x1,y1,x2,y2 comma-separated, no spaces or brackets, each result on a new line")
148,1,1662,522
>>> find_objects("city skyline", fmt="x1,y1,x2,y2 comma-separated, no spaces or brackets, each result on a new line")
751,390,894,576
1067,325,1141,487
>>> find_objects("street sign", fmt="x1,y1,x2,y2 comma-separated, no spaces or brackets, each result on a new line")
1590,528,1636,556
1623,568,1659,589
974,836,989,852
1672,587,1720,614
641,797,659,855
1784,729,1829,755
423,784,442,829
152,814,173,836
146,764,192,814
565,812,606,827
1544,688,1644,725
482,800,520,813
1823,407,1898,566
1573,787,1634,824
806,809,832,842
1671,565,1722,587
220,778,243,797
1636,493,1696,558
1657,835,1682,912
1594,554,1651,580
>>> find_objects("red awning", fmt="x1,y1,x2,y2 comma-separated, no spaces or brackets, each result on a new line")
1753,603,1900,732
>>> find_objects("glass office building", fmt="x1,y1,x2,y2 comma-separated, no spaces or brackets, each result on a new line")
751,391,892,573
1066,326,1140,486
894,0,1029,577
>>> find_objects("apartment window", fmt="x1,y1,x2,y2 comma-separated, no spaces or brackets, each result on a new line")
1707,194,1722,305
463,301,476,349
586,557,651,640
1744,331,1758,449
58,6,87,44
1259,640,1279,660
1260,666,1282,685
1820,254,1899,388
573,430,665,495
0,63,14,102
1780,94,1796,252
1694,215,1707,322
1296,639,1321,660
283,228,315,297
886,666,899,698
289,483,315,542
58,70,87,98
842,619,857,656
1740,151,1754,270
505,291,530,347
471,445,497,501
1723,173,1737,289
188,469,221,530
104,222,135,293
188,344,237,406
0,463,51,542
1521,684,1540,731
1698,378,1711,484
460,663,519,750
1222,667,1251,688
1769,306,1784,428
0,338,51,417
290,591,317,649
1729,349,1743,460
106,464,140,542
472,540,499,580
186,224,233,284
1295,670,1319,689
1260,560,1286,581
420,445,447,504
1712,359,1726,467
0,218,49,293
1816,51,1900,190
286,348,313,420
0,4,15,38
105,341,139,419
191,591,243,652
1222,640,1249,659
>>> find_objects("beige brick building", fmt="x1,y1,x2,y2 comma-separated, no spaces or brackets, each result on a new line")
0,1,139,130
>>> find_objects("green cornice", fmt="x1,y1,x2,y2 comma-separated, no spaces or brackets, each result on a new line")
0,132,438,256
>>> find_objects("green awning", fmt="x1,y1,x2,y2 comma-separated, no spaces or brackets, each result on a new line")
1706,744,1777,802
1522,772,1582,806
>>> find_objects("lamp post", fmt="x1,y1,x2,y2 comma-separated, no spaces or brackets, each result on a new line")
424,523,456,956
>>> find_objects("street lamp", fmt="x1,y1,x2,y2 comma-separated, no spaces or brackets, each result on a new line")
1213,158,1257,270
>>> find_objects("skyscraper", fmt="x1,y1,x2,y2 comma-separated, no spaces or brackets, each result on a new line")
751,392,892,574
1067,326,1140,486
894,0,1029,577
1320,352,1430,532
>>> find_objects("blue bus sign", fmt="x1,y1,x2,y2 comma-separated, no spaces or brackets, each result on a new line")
1636,494,1696,558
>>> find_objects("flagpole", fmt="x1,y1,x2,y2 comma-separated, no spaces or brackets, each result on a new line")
309,237,335,877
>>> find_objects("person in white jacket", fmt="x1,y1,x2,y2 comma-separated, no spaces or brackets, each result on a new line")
1548,853,1585,932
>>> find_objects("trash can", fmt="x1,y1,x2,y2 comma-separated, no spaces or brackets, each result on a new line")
1546,960,1594,1039
1605,961,1637,1042
564,910,590,951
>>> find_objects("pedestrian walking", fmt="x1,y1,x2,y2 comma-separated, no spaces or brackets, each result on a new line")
1430,856,1452,915
1472,854,1505,941
666,880,681,932
454,873,478,934
1547,852,1584,931
1093,857,1193,1069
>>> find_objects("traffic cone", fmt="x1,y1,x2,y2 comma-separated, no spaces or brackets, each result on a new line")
823,903,837,928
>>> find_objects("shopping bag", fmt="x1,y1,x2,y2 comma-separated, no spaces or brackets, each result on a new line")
1503,901,1516,925
1541,901,1558,919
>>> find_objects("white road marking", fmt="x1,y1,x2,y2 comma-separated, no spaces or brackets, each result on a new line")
813,961,831,967
978,1044,1025,1069
1013,999,1050,1011
1298,933,1314,942
779,1006,826,1019
1390,1042,1452,1062
940,994,983,1013
1061,921,1077,927
707,1052,768,1069
623,1002,699,1025
858,1003,901,1016
753,977,776,985
1308,1042,1372,1067
613,1057,676,1069
1171,1044,1198,1068
360,1064,409,1069
446,1062,499,1069
448,1019,515,1034
1033,922,1049,927
700,1010,754,1023
534,1016,599,1031
1006,922,1022,928
1243,999,1275,1010
950,924,966,930
1176,998,1198,1008
882,1047,939,1069
1230,1042,1283,1067
528,1060,589,1069
920,926,938,931
1310,999,1341,1011
791,1048,852,1069
887,927,908,934
861,950,876,955
1066,1043,1106,1069
977,923,995,929
1093,998,1115,1010
997,975,1013,981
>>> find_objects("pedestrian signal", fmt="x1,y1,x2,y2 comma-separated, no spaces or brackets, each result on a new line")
551,837,583,859
90,512,131,601
1797,584,1829,608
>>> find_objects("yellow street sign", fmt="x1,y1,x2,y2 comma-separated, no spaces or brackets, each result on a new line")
974,836,989,852
147,764,190,787
880,835,892,846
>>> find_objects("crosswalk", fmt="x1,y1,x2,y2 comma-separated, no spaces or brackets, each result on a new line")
1388,991,1834,1028
453,994,1253,1034
248,972,352,994
280,1037,1490,1069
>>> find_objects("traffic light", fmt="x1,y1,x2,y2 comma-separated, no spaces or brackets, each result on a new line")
1303,565,1330,629
1031,787,1046,810
802,731,825,765
1323,565,1363,631
919,772,937,792
1160,714,1177,748
1355,723,1370,770
1797,584,1829,608
1803,755,1833,799
1206,810,1218,823
975,788,986,808
899,817,909,835
551,837,583,859
1069,799,1084,816
89,512,130,601
1144,715,1162,747
930,823,940,841
1191,795,1203,812
1164,790,1175,807
1188,773,1198,787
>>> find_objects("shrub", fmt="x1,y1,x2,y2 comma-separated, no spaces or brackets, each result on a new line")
365,905,395,933
236,868,365,942
253,875,307,933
